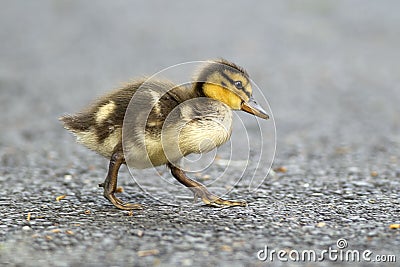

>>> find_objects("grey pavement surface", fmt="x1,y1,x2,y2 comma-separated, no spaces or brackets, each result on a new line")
1,1,400,266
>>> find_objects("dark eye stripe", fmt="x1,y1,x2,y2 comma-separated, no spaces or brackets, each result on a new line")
220,70,235,85
242,88,251,98
219,70,251,98
243,80,252,97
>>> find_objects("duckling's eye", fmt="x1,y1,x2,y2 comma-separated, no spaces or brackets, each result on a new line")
234,81,243,89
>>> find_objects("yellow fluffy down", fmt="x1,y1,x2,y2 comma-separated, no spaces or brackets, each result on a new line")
202,84,242,110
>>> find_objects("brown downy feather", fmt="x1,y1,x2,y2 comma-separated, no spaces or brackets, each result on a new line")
60,78,199,158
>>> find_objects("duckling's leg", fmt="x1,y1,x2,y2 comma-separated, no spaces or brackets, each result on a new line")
168,163,247,207
98,151,142,210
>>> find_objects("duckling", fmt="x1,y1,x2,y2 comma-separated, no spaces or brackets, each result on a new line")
60,59,269,210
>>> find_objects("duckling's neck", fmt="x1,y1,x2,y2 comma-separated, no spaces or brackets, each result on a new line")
192,81,205,97
164,82,202,103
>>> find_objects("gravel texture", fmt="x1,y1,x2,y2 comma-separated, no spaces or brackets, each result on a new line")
1,1,399,266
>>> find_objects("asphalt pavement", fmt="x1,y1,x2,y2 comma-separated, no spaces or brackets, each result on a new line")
1,1,399,266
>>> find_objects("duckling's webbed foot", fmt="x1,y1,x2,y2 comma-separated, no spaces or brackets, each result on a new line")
99,151,142,210
168,163,247,207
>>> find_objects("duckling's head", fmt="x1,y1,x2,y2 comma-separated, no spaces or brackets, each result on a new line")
194,59,269,119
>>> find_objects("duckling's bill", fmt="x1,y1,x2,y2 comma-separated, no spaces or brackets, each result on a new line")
241,97,269,119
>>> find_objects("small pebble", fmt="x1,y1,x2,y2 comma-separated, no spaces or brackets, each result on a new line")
274,166,287,173
181,258,193,266
137,249,159,257
56,195,66,202
352,181,373,187
370,171,378,177
22,226,31,231
311,193,324,197
343,194,356,200
202,174,211,180
137,230,144,237
367,231,378,237
389,224,400,229
220,245,233,252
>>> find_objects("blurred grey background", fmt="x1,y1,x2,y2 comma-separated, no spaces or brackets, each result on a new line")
1,0,399,149
1,1,399,266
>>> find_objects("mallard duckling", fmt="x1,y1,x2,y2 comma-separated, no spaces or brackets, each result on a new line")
60,59,269,210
